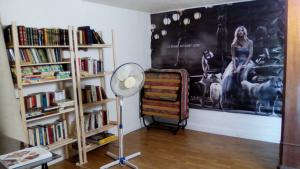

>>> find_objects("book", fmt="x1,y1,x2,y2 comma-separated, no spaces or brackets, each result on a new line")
81,85,107,104
80,57,102,75
77,26,105,45
86,133,116,145
0,147,52,169
83,109,106,132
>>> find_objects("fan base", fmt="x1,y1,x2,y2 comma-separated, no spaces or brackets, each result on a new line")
100,152,141,169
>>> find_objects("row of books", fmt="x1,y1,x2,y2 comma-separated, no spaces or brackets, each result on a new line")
86,132,116,145
28,120,68,146
84,109,108,132
20,65,70,83
7,48,64,64
82,85,107,104
77,26,105,45
24,90,66,113
80,57,102,75
4,25,69,46
21,65,65,75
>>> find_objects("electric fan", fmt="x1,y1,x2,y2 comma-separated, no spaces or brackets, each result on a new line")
100,63,145,169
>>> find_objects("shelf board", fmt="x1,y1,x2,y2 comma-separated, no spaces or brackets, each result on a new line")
26,107,75,123
17,45,70,48
80,71,113,79
82,98,115,109
22,78,72,86
47,138,77,151
11,62,71,67
19,62,71,67
85,123,117,138
78,44,112,49
86,136,118,152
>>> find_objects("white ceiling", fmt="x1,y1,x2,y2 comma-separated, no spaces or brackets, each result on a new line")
84,0,253,13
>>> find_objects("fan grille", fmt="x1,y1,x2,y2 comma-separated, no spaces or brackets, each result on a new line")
110,63,145,97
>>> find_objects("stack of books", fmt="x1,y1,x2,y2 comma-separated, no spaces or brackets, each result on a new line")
86,133,117,145
84,109,108,132
81,85,107,104
24,90,66,117
77,26,105,45
28,120,68,146
4,25,69,46
80,57,102,75
25,92,55,113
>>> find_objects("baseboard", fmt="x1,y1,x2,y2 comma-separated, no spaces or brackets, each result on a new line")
124,124,141,135
186,121,280,143
278,165,299,169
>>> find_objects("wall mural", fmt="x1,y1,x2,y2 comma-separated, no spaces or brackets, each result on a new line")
150,0,285,116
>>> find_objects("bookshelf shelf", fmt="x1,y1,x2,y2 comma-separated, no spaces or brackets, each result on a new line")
82,98,115,109
47,138,78,151
85,123,117,138
5,22,84,164
20,62,71,67
8,45,70,49
26,107,75,123
78,44,112,49
11,62,72,67
86,136,117,153
80,71,113,79
22,78,72,86
18,45,70,48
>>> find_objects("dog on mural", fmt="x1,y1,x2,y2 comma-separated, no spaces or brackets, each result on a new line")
210,82,223,110
194,73,222,108
241,77,283,115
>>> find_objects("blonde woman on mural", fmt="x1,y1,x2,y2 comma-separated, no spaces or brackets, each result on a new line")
222,26,254,106
231,26,254,74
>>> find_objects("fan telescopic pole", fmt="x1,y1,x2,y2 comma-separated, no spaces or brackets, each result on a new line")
100,62,144,169
100,96,141,169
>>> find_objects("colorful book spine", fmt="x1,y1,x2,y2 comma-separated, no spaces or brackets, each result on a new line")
27,120,68,146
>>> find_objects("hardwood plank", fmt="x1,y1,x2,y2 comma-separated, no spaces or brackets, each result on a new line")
50,128,279,169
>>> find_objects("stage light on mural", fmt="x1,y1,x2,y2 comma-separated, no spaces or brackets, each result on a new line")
194,12,202,20
161,30,167,36
151,24,156,32
172,13,180,21
163,17,171,25
154,34,160,39
183,18,190,25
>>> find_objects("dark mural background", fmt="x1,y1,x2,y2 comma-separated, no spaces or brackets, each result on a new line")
151,0,285,116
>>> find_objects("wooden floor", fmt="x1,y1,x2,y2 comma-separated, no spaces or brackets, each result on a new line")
50,128,279,169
